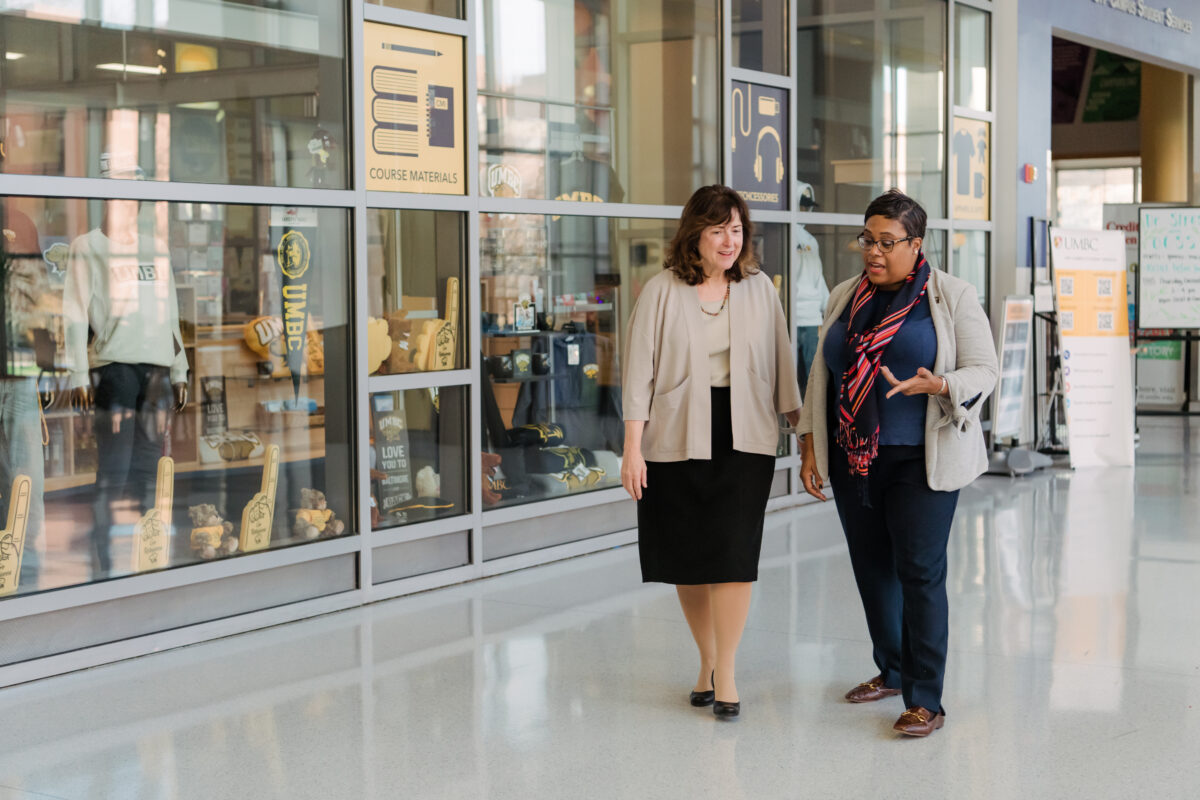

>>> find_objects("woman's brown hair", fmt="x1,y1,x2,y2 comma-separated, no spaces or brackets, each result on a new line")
664,185,759,285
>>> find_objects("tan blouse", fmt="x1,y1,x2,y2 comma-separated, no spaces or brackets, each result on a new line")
700,298,731,387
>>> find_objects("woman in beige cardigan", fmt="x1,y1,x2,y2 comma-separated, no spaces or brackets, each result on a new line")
621,185,801,720
797,190,997,737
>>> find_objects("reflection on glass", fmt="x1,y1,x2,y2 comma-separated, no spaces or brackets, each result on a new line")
805,225,946,290
734,0,788,75
794,221,830,399
954,5,990,112
477,0,719,205
370,387,469,530
0,2,347,188
370,0,462,17
367,210,466,374
0,197,352,597
951,231,988,306
797,3,946,215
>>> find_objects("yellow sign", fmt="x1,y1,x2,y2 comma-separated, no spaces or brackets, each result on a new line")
1055,268,1129,338
277,230,310,280
952,117,989,220
365,23,465,195
133,458,174,572
0,475,32,597
240,445,281,553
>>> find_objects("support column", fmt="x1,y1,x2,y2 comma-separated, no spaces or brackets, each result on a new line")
1140,63,1189,203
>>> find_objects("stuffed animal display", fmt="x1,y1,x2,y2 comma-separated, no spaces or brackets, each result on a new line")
188,503,238,559
294,488,346,539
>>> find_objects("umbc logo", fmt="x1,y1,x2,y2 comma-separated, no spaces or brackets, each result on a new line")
1056,235,1098,251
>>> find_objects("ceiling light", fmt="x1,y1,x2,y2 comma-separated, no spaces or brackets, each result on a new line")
96,63,165,75
5,53,25,60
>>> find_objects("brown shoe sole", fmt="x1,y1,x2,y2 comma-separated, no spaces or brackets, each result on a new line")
895,714,945,737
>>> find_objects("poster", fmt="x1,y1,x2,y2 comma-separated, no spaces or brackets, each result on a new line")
371,393,414,517
1050,229,1135,467
365,22,465,195
730,81,788,211
952,117,989,220
1137,207,1200,329
1102,203,1184,407
993,296,1034,441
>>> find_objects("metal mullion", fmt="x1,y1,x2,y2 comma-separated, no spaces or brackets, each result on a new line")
369,563,478,602
372,514,473,549
729,67,792,91
953,218,993,231
0,174,356,207
362,3,470,36
955,0,994,11
478,529,639,578
0,535,362,623
480,486,629,527
796,7,934,28
365,191,475,211
796,211,864,226
352,0,374,600
952,106,994,124
464,0,485,578
722,0,733,185
476,198,683,219
367,369,472,393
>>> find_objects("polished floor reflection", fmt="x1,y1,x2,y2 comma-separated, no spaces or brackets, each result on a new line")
1,418,1198,799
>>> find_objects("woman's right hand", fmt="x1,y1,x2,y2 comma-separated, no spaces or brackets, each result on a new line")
622,448,648,501
799,434,827,502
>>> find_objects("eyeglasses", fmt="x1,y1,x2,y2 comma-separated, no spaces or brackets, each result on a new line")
856,235,915,254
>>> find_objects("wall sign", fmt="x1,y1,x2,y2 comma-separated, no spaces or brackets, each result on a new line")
1137,206,1200,329
993,296,1034,441
952,117,989,220
1089,0,1193,34
730,81,788,211
365,22,465,194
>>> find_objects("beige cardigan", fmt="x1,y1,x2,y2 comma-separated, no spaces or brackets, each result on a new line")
796,268,998,492
623,269,802,461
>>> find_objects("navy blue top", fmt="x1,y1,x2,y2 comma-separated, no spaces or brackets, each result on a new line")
823,291,937,446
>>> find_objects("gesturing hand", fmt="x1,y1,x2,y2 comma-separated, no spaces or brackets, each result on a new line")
880,366,945,399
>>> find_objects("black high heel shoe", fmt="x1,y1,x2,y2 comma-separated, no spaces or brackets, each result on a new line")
712,672,740,720
689,671,715,707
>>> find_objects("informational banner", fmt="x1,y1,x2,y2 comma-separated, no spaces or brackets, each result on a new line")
1050,229,1135,467
1138,206,1200,329
952,117,989,220
993,296,1034,441
365,22,465,195
730,81,788,211
371,393,414,519
1102,203,1185,407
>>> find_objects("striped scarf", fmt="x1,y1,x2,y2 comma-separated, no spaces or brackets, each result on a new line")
835,253,931,477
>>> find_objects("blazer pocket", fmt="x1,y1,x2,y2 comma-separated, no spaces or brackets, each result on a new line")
644,376,691,453
744,362,777,424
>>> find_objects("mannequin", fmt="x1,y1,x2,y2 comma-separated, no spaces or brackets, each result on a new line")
793,182,829,396
63,186,189,576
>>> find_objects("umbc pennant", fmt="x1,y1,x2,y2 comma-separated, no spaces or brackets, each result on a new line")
277,229,312,402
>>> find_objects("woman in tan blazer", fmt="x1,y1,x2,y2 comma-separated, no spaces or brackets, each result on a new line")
796,190,998,737
621,185,802,720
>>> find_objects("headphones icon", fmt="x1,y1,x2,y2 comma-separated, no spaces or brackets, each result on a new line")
754,126,784,184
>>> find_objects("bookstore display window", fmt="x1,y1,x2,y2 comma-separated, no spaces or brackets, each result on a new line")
366,210,466,375
954,4,990,112
0,1,348,189
369,387,469,530
796,2,947,216
369,0,463,17
476,0,720,206
951,231,988,307
733,0,788,75
0,196,352,597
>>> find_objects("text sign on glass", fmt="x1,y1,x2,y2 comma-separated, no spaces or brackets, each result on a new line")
365,22,466,195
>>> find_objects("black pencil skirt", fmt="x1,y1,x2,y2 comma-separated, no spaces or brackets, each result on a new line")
637,387,776,584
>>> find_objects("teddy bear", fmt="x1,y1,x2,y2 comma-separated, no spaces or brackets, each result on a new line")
188,504,238,559
294,488,346,540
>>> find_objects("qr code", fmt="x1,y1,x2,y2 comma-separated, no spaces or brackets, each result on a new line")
1098,311,1114,332
1060,311,1074,330
1097,277,1113,297
1060,276,1074,296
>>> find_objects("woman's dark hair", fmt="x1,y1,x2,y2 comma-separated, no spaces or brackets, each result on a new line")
665,185,759,285
863,189,927,239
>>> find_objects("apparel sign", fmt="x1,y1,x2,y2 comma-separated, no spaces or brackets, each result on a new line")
730,81,788,211
951,117,989,220
365,22,465,195
271,207,317,401
1050,229,1135,467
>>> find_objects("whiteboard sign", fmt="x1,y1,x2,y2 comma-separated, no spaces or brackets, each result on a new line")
1138,207,1200,329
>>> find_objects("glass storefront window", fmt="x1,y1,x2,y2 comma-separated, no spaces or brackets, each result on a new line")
366,210,466,374
0,2,348,188
954,5,990,112
803,224,947,289
0,197,353,597
369,387,469,530
951,230,988,306
797,2,947,216
369,0,463,17
734,0,788,75
476,0,720,205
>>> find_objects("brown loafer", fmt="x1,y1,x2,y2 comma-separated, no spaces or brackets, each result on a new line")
893,706,945,737
844,675,902,703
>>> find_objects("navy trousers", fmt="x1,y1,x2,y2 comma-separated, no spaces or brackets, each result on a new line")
830,444,959,713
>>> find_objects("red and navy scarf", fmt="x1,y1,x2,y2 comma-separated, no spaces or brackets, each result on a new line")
835,253,931,478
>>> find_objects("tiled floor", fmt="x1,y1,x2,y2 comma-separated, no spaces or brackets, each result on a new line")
0,418,1198,799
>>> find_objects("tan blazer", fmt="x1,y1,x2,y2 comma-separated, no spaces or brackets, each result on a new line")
796,268,998,492
623,268,802,461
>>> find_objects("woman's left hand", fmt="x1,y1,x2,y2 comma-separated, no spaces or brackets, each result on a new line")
880,366,945,398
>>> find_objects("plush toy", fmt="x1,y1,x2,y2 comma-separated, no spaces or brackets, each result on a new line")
366,317,392,374
415,465,441,498
188,503,238,559
482,452,504,507
294,488,346,539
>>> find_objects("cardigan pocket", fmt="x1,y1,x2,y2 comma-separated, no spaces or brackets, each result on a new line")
643,376,692,455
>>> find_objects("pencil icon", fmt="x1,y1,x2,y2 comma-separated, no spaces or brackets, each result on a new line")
384,42,442,57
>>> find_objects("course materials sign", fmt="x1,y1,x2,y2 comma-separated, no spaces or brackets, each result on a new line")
993,296,1034,441
365,22,465,194
730,81,788,210
1050,229,1134,467
1138,207,1200,329
952,117,989,220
